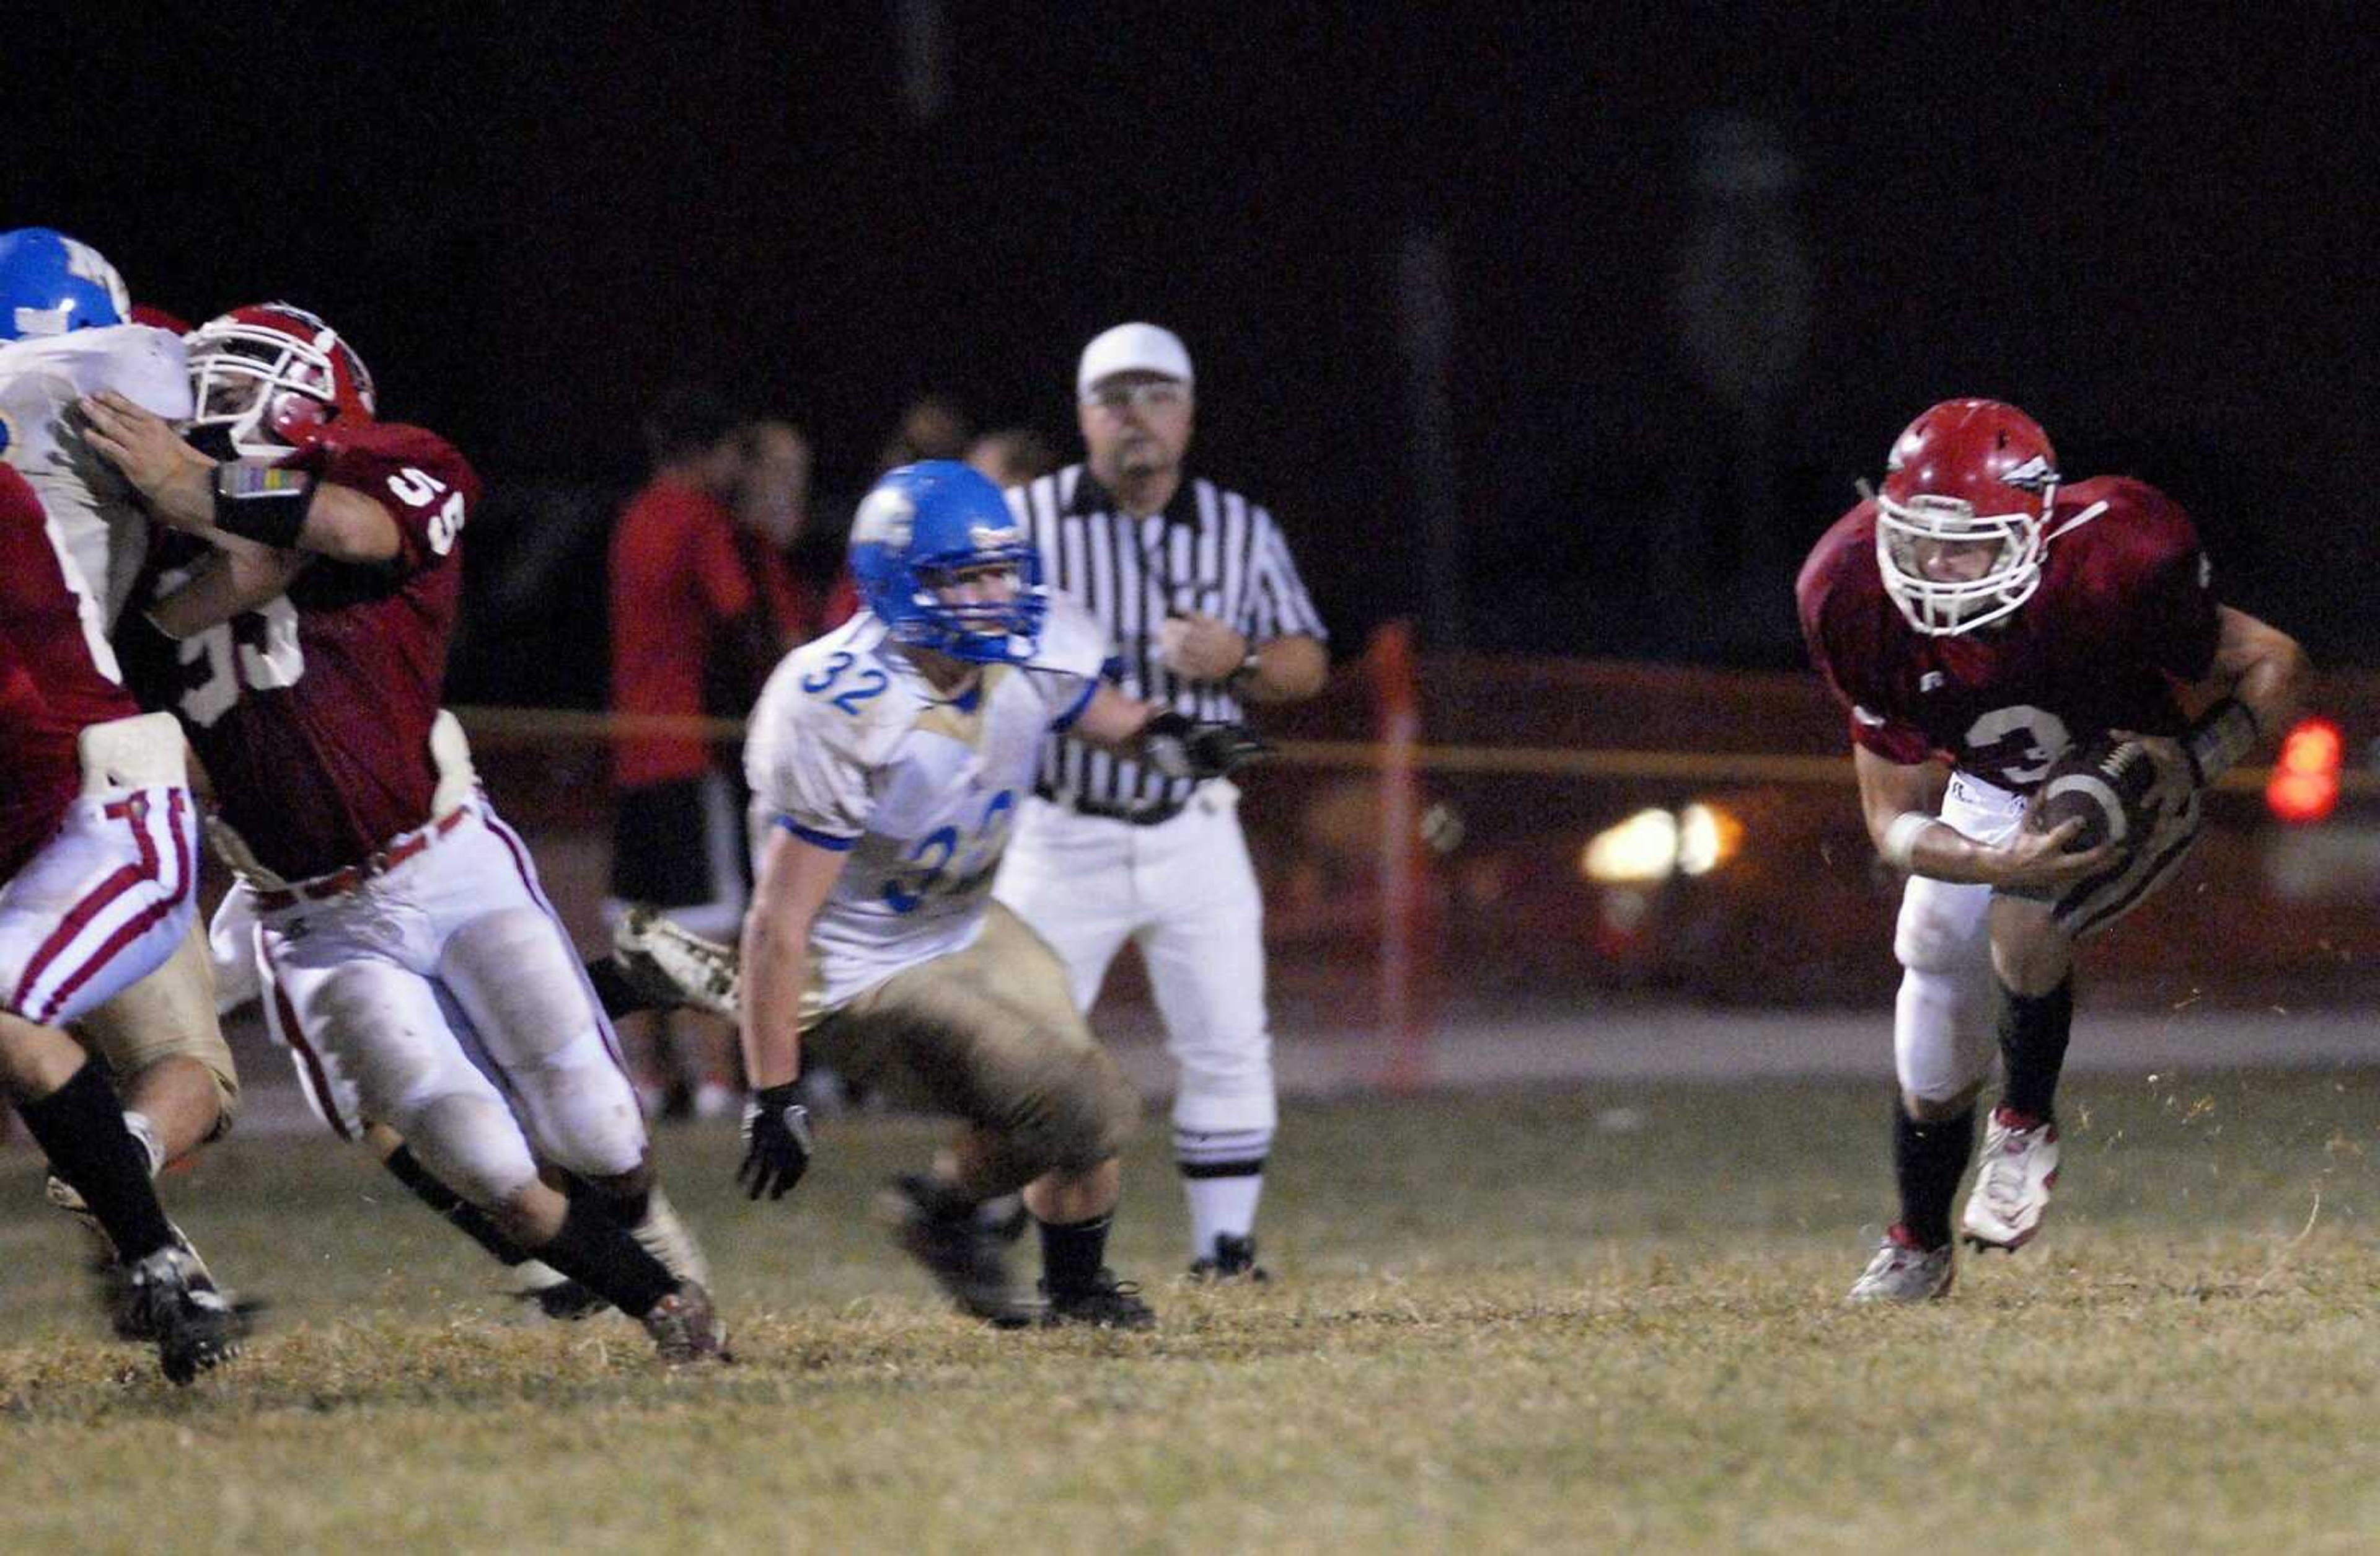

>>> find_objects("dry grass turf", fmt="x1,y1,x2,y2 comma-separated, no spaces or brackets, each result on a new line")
2,1066,2376,1552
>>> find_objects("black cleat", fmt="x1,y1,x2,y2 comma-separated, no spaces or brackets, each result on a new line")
977,1193,1030,1245
1041,1270,1157,1330
1186,1232,1271,1283
510,1268,610,1322
102,1229,267,1342
879,1174,1033,1327
126,1244,247,1384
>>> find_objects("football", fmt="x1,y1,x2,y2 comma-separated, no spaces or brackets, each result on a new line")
2027,737,2158,852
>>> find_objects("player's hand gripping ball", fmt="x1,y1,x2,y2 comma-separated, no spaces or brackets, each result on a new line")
2027,736,2159,854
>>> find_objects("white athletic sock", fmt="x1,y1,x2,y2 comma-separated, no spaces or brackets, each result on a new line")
629,1187,712,1288
1175,1125,1272,1258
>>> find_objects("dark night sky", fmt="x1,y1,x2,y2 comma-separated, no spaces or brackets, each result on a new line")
12,6,2375,691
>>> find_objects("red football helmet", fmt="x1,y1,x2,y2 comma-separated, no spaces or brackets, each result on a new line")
185,303,377,461
1874,398,2060,636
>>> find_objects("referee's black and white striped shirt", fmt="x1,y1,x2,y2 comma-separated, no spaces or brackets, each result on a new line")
1009,463,1327,813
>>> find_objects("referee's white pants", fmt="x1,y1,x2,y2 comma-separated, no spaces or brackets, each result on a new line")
994,785,1276,1136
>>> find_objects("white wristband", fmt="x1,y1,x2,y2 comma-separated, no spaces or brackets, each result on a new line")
1879,811,1937,872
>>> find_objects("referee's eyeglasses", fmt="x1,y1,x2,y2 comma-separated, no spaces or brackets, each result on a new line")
1081,381,1190,415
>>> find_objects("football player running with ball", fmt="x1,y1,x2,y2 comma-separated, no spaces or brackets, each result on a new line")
1797,399,2306,1302
736,461,1266,1328
84,304,725,1362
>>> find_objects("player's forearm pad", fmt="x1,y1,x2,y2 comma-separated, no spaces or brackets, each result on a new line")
2183,697,2259,785
212,461,317,550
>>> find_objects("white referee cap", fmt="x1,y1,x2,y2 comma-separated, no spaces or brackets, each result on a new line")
1077,322,1194,399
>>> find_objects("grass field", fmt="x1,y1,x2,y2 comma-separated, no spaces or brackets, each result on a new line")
2,1065,2376,1553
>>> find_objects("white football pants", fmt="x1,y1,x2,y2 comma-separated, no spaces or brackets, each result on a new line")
1,785,196,1028
995,784,1276,1136
230,800,648,1209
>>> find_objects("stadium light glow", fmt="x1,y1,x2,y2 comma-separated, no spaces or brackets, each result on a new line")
1675,803,1744,876
1582,808,1678,883
2265,716,2343,824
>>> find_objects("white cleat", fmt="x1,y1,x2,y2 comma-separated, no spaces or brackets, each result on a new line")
612,905,741,1019
1962,1108,2061,1252
1847,1225,1955,1304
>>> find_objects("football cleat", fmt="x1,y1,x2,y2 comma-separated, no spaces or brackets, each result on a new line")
506,1260,608,1322
1041,1270,1157,1331
44,1182,262,1345
1186,1232,1271,1283
126,1242,247,1384
641,1281,731,1364
612,905,741,1019
1962,1108,2061,1252
1846,1224,1955,1304
878,1174,1033,1328
977,1193,1030,1245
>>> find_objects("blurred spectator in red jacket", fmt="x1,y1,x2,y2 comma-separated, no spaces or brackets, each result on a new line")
607,384,774,1120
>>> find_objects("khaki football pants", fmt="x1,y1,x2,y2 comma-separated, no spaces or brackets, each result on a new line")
805,904,1138,1172
73,921,242,1132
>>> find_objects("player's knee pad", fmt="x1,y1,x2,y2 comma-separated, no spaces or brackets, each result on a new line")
1893,966,1997,1105
1016,1046,1140,1173
397,1091,540,1209
441,908,596,1048
503,1025,648,1182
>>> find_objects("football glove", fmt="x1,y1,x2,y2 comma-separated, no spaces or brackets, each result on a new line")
1142,711,1270,780
737,1084,813,1201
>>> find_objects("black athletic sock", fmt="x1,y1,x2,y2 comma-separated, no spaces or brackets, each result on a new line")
569,1172,650,1231
529,1192,677,1318
381,1144,531,1267
904,1172,983,1222
1037,1213,1113,1297
1997,977,2074,1123
583,955,653,1020
19,1061,175,1262
1892,1103,1976,1250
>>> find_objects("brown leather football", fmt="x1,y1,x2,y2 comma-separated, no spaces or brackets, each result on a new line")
2027,738,2157,852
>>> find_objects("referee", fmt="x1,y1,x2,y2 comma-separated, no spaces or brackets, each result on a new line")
995,322,1328,1281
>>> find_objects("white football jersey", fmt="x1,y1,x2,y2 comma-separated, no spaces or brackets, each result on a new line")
746,592,1111,1007
0,325,192,625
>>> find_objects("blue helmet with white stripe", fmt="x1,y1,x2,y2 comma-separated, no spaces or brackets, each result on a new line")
850,460,1047,665
0,228,130,342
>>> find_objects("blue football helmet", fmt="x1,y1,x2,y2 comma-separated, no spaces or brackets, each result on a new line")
850,461,1047,664
0,228,130,341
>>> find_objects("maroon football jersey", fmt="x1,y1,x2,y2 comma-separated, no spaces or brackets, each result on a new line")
1797,475,2221,792
0,464,141,878
130,422,479,879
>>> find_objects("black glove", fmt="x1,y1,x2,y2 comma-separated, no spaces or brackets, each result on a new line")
1142,711,1271,780
737,1083,813,1201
